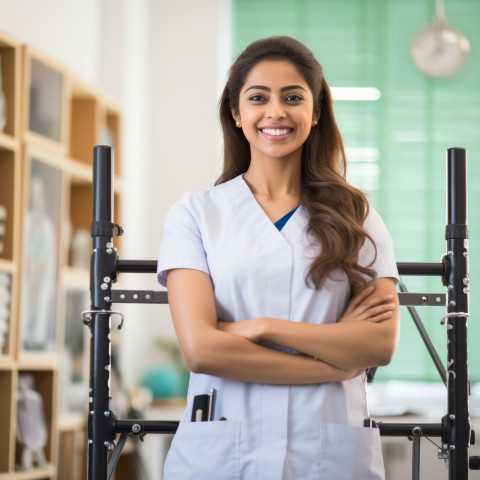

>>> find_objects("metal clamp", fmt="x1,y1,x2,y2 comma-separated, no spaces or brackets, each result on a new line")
398,293,446,306
81,309,125,329
112,289,168,304
440,312,469,325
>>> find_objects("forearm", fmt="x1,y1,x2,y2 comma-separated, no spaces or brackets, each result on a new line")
187,326,355,384
260,318,398,370
254,278,400,370
166,268,357,385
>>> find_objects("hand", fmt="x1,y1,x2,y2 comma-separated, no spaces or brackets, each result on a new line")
339,284,396,324
217,318,266,342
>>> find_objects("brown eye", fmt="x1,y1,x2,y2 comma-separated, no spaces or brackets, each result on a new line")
285,94,303,102
249,94,266,102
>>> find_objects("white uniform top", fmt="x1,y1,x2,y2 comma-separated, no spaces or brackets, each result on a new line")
157,174,399,480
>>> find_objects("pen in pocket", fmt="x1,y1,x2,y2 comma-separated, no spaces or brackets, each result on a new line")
207,388,216,421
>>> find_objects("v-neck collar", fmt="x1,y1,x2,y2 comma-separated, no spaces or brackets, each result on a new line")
274,206,300,231
237,174,302,233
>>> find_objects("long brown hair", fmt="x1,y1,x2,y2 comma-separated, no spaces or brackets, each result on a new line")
217,36,376,290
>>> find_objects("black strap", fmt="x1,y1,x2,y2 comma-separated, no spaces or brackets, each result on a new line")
91,221,124,238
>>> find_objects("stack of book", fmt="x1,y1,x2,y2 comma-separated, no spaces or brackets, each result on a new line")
0,272,10,354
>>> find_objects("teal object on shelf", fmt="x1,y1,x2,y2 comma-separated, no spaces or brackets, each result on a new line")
141,366,188,399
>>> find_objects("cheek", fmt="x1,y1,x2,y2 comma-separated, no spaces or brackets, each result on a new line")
240,112,260,135
241,127,258,147
239,108,257,125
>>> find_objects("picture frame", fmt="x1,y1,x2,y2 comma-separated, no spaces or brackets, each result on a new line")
20,154,62,352
27,56,63,143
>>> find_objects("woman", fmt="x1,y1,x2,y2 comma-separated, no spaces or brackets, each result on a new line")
157,36,399,480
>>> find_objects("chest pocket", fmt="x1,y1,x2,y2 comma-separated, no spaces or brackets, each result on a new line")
163,420,241,480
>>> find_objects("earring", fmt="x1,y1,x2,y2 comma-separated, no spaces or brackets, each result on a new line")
312,120,318,127
235,120,241,127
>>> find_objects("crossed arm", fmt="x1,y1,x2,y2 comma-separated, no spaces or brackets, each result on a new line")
166,269,399,385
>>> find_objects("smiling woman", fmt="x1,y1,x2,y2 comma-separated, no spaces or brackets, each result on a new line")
157,36,399,479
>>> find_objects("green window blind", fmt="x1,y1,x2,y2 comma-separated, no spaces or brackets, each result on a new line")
234,0,480,382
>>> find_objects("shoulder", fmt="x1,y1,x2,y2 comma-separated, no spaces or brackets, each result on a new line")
170,175,243,215
163,175,243,233
359,202,398,279
363,204,390,238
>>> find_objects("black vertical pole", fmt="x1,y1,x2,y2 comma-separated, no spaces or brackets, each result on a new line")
445,147,470,479
88,146,116,480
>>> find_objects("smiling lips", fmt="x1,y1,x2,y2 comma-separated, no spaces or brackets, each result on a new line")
260,127,293,138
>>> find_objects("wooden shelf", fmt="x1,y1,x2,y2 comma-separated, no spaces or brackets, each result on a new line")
0,464,56,479
0,259,15,274
58,411,85,432
0,27,123,479
0,356,15,369
17,354,59,371
65,157,92,182
0,133,19,152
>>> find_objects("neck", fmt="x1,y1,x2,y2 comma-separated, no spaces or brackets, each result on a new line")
243,154,302,200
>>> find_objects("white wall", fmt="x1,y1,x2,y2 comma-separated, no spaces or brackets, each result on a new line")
0,0,100,84
0,0,229,388
118,0,229,389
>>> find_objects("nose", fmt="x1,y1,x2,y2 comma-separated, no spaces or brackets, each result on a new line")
266,97,286,119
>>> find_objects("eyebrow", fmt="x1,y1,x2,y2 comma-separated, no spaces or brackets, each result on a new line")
244,84,307,93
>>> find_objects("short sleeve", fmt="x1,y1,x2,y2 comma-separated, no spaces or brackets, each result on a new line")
359,206,399,282
157,193,210,287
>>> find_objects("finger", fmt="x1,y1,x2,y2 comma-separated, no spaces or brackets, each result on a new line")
356,302,396,321
364,309,395,323
354,294,395,314
345,285,375,313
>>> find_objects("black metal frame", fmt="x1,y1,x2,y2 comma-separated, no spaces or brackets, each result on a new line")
85,145,476,479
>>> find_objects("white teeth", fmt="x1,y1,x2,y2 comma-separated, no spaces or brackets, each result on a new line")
261,128,290,136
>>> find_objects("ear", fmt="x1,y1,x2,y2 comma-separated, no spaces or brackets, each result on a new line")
231,109,242,128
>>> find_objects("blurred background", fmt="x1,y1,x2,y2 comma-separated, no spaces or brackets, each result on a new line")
0,0,479,478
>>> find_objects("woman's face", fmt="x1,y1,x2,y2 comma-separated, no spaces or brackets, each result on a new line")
235,59,316,165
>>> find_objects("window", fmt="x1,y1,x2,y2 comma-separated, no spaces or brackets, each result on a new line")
234,0,480,382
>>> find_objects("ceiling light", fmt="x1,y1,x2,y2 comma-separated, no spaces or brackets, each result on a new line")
331,87,381,101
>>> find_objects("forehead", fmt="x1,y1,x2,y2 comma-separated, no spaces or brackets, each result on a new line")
242,59,310,91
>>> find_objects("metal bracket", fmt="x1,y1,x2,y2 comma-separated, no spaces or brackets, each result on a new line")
398,293,446,307
81,309,125,329
111,290,168,304
110,290,446,307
